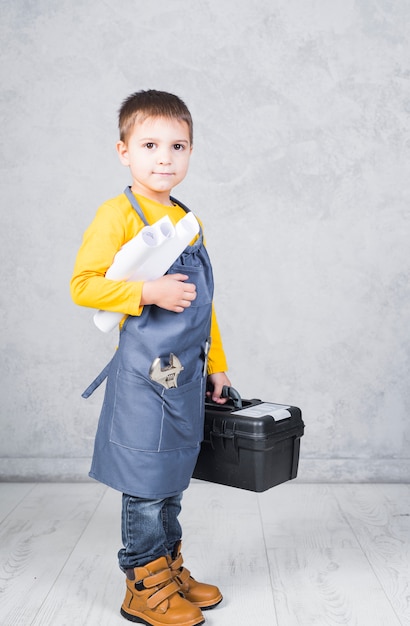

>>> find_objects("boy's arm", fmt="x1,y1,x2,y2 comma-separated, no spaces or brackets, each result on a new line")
71,201,198,315
207,305,228,373
207,305,231,403
70,202,145,315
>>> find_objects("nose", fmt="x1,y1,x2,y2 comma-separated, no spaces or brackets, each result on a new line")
157,147,171,165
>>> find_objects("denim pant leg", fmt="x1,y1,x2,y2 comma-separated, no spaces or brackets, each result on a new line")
161,492,183,554
118,493,183,571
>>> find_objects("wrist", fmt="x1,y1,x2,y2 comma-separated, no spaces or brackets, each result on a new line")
141,281,154,306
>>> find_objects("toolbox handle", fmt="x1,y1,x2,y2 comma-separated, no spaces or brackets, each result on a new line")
221,386,243,409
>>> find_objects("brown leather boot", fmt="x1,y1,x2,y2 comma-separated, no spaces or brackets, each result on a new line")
168,542,223,610
121,556,204,626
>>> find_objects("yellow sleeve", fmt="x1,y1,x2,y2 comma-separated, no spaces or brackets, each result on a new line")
70,199,145,315
207,304,228,374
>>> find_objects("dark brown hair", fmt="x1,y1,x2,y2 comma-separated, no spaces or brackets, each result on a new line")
118,89,193,144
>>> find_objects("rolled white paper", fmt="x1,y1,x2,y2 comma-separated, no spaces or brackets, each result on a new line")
93,211,200,332
129,212,199,281
105,216,175,281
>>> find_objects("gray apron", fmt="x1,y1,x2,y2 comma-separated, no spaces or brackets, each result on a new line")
85,188,214,498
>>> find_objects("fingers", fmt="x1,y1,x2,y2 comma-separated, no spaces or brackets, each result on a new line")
206,373,232,404
174,294,195,313
171,273,190,281
172,276,196,312
147,273,197,312
211,382,224,401
180,289,196,303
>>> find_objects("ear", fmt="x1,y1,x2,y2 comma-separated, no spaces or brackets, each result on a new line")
116,141,130,166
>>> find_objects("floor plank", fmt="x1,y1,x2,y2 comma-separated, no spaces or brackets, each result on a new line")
0,483,36,522
258,483,359,549
259,484,404,626
335,484,410,625
0,483,106,626
31,487,125,626
268,545,402,626
182,479,279,626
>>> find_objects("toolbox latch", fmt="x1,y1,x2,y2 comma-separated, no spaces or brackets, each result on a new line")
209,419,239,463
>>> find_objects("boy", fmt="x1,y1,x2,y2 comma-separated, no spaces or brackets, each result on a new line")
70,90,231,626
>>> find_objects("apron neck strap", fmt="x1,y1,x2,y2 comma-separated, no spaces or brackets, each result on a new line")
124,186,191,225
123,187,202,252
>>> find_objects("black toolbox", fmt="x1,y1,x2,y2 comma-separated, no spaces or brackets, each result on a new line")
193,387,304,492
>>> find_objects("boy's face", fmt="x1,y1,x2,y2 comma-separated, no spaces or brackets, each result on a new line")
116,116,192,205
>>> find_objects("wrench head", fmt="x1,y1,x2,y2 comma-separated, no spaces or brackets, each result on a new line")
149,353,184,389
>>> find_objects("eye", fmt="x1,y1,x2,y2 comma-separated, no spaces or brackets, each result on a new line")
145,142,155,149
173,143,185,151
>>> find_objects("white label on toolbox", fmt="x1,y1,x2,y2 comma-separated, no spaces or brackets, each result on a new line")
233,403,291,421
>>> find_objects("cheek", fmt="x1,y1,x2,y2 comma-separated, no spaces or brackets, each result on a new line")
130,155,152,172
180,154,191,171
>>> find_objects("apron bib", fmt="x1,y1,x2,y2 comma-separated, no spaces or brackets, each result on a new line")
87,189,214,498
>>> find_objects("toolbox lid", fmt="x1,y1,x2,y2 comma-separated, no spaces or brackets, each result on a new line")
205,398,304,440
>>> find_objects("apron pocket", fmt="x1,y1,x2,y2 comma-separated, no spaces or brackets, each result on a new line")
159,377,205,451
109,369,204,452
110,369,163,451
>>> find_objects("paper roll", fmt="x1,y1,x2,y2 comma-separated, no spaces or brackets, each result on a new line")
105,216,174,281
129,212,199,281
93,211,200,332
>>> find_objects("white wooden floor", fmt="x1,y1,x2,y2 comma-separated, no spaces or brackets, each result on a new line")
0,481,409,626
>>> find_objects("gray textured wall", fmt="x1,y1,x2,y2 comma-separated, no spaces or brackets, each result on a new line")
1,0,409,482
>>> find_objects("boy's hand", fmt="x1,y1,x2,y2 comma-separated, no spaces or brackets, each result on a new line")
207,372,232,404
141,274,197,313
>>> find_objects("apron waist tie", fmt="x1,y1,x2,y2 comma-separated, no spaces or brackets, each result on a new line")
82,359,113,398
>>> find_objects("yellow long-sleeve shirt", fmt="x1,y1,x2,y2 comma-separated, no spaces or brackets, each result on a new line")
70,191,228,374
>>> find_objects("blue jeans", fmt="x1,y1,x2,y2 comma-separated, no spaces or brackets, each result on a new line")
118,492,183,570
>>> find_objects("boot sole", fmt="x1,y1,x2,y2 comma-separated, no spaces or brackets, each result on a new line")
120,607,205,626
191,595,223,610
